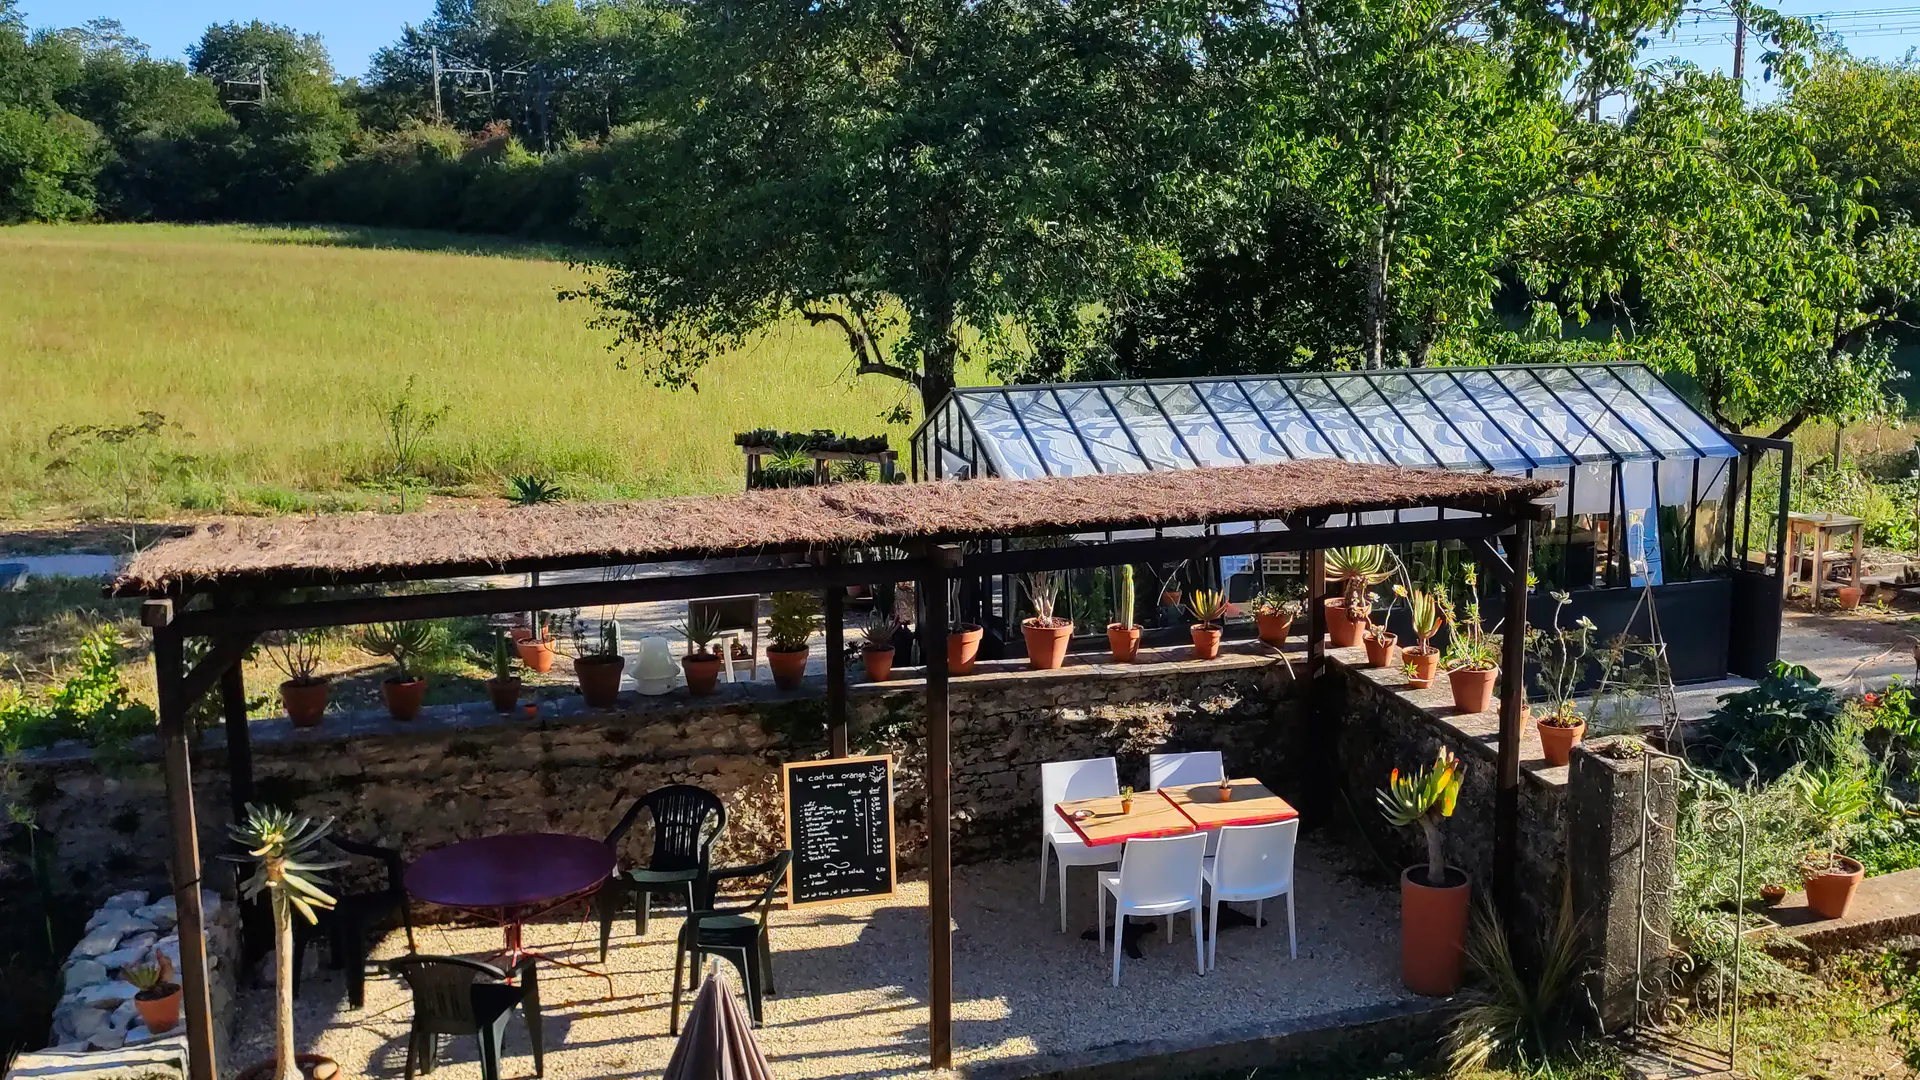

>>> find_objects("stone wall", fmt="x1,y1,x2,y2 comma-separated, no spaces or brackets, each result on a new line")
47,889,239,1058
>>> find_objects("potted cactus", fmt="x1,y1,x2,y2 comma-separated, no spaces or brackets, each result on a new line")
862,615,899,681
1377,748,1468,996
1021,571,1074,670
1402,586,1444,688
1250,583,1304,647
128,961,182,1033
681,611,725,695
227,805,341,1080
485,631,521,714
1188,589,1228,660
355,621,442,721
267,630,329,728
570,614,626,707
1108,564,1143,663
1325,546,1395,648
768,590,819,689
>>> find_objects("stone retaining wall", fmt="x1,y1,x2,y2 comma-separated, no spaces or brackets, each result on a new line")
46,889,239,1059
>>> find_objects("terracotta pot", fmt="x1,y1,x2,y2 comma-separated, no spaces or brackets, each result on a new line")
1363,631,1399,669
1325,598,1365,648
768,646,809,689
1120,798,1134,815
1160,590,1182,607
133,985,181,1033
863,646,896,682
1447,666,1498,714
1216,783,1234,803
1759,883,1787,906
279,678,329,728
1537,719,1585,767
1803,856,1865,919
1838,585,1863,610
1255,612,1294,647
380,677,426,721
238,1053,338,1080
516,637,556,674
510,627,531,643
1404,646,1440,688
948,624,984,675
1190,624,1223,660
574,655,626,707
1400,865,1471,996
1107,624,1142,663
683,653,723,695
1023,619,1074,670
485,676,521,714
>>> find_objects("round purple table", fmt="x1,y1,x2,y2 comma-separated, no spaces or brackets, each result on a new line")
407,833,615,993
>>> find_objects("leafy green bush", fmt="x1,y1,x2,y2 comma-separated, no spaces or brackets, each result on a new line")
0,625,155,749
1697,662,1844,782
1792,463,1919,550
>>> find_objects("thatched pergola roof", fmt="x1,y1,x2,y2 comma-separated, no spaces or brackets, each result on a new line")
112,460,1556,595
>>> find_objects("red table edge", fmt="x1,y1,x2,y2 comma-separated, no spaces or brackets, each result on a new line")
1157,786,1300,830
1054,791,1193,847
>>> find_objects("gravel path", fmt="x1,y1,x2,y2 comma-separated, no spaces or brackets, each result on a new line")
232,841,1412,1080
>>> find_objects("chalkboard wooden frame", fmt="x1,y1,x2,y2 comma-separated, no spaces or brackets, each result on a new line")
782,754,897,907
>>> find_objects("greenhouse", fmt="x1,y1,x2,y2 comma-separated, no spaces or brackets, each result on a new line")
910,363,1788,682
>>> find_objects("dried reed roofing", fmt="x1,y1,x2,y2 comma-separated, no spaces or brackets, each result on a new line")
112,460,1558,594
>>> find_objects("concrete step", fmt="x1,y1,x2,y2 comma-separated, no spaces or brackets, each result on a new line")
1759,867,1920,954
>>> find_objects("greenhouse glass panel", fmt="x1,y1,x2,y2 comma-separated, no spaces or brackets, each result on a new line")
1449,369,1577,465
1531,367,1652,460
1198,381,1292,462
1104,385,1200,468
1150,382,1248,466
1369,373,1485,468
959,394,1046,478
1417,373,1533,469
1005,389,1099,476
1328,375,1435,466
1242,380,1334,458
1284,378,1394,463
1575,368,1697,457
1610,366,1739,457
1057,386,1151,472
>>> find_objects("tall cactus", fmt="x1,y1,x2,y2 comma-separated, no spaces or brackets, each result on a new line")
1115,564,1136,628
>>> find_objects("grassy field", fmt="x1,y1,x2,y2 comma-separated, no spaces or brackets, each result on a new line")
0,223,944,522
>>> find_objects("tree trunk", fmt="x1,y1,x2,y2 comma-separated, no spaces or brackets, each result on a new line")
275,899,298,1080
918,317,960,416
1424,820,1447,886
1364,219,1390,369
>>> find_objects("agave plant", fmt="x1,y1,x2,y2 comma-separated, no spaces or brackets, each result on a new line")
355,620,443,681
227,805,342,1080
507,473,565,506
1186,589,1229,628
1326,545,1396,612
1377,748,1463,886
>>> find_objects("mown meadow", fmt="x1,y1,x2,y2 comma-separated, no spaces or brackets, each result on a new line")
0,223,944,522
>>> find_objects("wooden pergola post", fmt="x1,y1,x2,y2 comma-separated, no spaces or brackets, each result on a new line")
1306,549,1327,674
922,545,960,1070
824,573,848,758
1493,519,1533,916
147,601,217,1080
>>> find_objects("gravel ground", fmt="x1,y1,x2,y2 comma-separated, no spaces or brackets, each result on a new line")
232,841,1412,1080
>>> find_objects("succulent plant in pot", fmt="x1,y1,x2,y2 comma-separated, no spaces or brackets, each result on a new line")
768,590,819,689
485,631,521,714
1402,586,1444,688
1363,586,1402,668
861,614,899,682
1325,545,1394,648
267,630,328,728
1438,567,1501,714
1377,748,1468,995
355,620,443,721
226,805,342,1080
1528,591,1596,765
570,613,626,707
1021,571,1074,670
680,610,725,696
1107,563,1142,663
1119,785,1135,814
1187,588,1228,660
1793,763,1873,919
1249,582,1304,648
128,960,182,1033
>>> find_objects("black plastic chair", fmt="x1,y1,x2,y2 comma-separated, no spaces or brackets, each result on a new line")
286,834,417,1008
389,955,543,1080
597,785,727,962
670,850,792,1035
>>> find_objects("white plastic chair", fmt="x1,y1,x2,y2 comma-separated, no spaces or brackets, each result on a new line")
1039,757,1122,933
1201,819,1299,969
1098,832,1207,986
1149,751,1224,789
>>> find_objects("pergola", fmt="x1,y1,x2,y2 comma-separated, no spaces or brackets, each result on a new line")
111,459,1555,1079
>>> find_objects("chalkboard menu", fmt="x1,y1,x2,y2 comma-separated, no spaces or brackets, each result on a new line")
782,755,895,906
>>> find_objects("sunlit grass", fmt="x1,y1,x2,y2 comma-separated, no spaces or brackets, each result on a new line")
0,222,952,520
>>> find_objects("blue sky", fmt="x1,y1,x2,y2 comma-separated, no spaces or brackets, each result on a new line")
15,0,1920,84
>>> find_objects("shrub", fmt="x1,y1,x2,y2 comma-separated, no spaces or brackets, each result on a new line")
0,625,155,749
1697,662,1843,782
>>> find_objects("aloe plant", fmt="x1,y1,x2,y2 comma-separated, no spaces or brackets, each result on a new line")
1377,748,1463,886
1187,588,1228,628
226,806,342,1080
1326,545,1395,612
1408,586,1443,649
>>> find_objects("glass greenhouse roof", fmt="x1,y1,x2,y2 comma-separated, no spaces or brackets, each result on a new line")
914,363,1736,481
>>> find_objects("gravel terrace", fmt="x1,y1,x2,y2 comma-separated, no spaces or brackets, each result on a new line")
232,842,1413,1080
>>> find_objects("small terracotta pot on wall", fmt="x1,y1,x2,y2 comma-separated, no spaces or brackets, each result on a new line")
1447,666,1498,714
1538,719,1585,767
863,646,896,682
1803,856,1865,919
516,636,557,674
1363,631,1399,669
1400,865,1471,996
768,646,809,689
1403,646,1440,688
1023,620,1074,670
1190,624,1223,661
486,676,522,715
683,653,723,695
133,985,181,1033
1324,598,1364,648
948,624,984,675
1107,624,1142,663
575,655,626,707
381,676,426,721
1255,613,1293,647
280,678,330,728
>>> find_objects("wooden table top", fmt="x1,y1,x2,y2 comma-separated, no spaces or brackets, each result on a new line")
1159,779,1299,830
1054,791,1195,847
